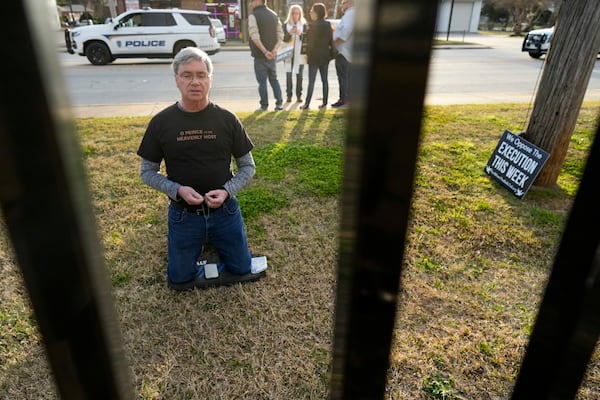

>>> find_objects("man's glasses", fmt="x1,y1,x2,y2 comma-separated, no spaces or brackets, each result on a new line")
177,72,211,82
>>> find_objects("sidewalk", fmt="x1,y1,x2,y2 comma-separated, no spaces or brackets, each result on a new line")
70,100,279,117
57,30,486,53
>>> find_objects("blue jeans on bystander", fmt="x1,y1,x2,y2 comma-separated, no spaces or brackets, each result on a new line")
286,64,304,101
304,63,329,107
254,58,283,109
334,54,350,104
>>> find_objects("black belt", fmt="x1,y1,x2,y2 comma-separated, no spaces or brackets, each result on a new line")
170,201,222,214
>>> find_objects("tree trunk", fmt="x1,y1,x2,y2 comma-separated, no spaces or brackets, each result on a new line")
522,1,600,187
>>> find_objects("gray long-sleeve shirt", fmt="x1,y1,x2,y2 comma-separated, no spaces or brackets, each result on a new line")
140,152,256,200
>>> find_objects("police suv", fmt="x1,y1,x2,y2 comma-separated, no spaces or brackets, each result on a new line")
521,26,553,59
65,8,220,65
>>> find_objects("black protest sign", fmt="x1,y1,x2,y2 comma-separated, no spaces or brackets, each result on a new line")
484,130,549,199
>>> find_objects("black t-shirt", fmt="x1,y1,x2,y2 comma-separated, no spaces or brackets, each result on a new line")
137,102,254,195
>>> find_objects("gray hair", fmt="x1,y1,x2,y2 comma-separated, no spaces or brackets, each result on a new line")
172,47,213,76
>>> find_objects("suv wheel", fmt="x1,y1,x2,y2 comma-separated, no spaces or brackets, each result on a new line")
528,51,543,59
86,42,112,65
173,41,196,57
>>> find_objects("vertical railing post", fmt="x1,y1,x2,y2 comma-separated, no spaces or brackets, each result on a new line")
0,1,133,399
329,1,439,398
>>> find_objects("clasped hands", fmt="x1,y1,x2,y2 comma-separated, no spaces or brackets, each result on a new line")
264,49,277,60
177,186,228,208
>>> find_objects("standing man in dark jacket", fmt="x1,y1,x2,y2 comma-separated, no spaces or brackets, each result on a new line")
248,0,284,111
332,0,355,108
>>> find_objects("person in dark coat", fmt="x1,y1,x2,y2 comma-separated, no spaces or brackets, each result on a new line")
300,3,333,110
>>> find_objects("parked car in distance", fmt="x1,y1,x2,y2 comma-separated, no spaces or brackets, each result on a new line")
211,18,226,44
522,26,553,58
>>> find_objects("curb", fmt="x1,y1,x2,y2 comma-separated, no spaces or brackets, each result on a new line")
56,28,489,52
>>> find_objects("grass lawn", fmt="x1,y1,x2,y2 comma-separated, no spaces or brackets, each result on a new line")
1,103,599,399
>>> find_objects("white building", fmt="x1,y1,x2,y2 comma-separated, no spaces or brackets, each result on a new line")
437,0,482,34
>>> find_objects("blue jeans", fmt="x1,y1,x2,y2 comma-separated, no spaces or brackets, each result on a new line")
254,58,283,109
167,197,252,284
305,63,329,106
286,64,304,99
334,54,349,102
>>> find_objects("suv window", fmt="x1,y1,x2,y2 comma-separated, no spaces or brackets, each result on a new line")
181,13,211,26
142,12,176,27
119,13,142,27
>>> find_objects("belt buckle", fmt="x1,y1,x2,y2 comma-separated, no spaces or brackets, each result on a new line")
194,206,206,214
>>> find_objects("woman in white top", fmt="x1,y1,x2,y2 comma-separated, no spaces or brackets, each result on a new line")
283,4,306,103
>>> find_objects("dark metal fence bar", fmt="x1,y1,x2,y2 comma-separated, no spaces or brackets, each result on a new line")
329,1,439,398
0,1,133,399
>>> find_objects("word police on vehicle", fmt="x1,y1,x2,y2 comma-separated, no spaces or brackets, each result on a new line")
65,8,220,65
118,40,166,47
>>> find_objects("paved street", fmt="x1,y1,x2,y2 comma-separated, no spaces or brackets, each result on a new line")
55,31,600,117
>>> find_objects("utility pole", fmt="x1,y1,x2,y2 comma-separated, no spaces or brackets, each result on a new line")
107,0,117,18
522,1,600,187
446,0,455,41
68,0,75,24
